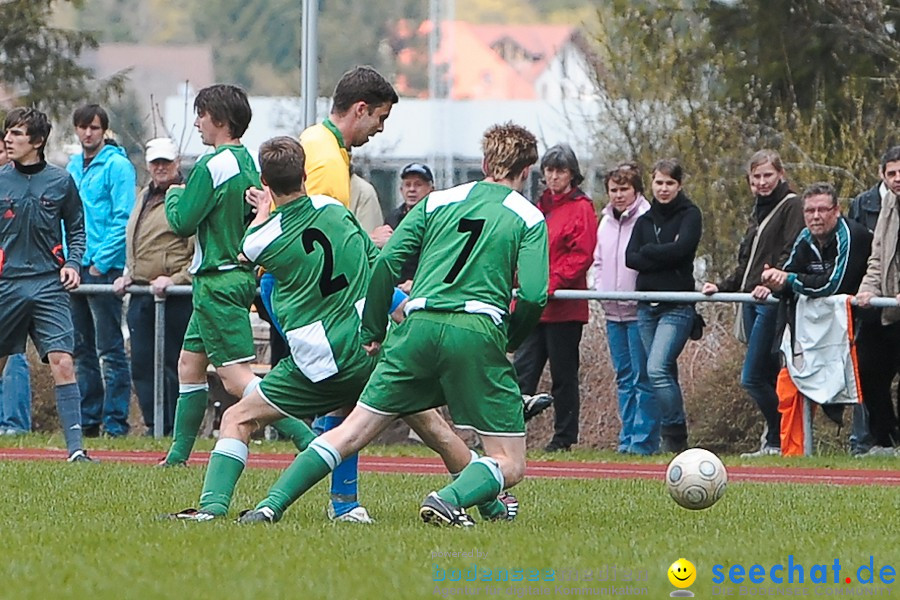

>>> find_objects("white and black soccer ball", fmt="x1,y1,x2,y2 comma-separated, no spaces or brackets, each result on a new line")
665,448,727,510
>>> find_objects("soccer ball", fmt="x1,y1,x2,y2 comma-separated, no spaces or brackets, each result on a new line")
665,448,727,510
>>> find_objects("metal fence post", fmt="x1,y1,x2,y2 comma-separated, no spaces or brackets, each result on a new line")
153,294,167,439
803,397,814,457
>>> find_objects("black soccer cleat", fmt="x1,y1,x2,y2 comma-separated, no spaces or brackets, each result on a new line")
523,393,553,422
67,450,98,463
237,506,278,524
491,491,519,522
419,492,475,528
166,508,217,522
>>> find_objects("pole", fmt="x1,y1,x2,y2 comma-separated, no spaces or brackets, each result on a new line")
301,0,319,130
153,295,166,439
802,398,814,457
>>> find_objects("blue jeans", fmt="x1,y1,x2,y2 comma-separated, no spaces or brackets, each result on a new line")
637,303,694,427
71,268,131,436
0,354,32,433
740,303,781,447
606,320,658,454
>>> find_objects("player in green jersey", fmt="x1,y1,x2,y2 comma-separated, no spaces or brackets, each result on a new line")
237,123,548,527
169,136,488,521
161,85,313,467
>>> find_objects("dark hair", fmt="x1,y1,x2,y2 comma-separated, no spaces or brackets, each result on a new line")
605,162,643,194
482,122,539,181
259,136,306,197
194,84,252,139
331,66,399,115
881,146,900,174
801,181,837,206
651,158,684,183
5,107,51,156
72,104,109,130
540,144,584,186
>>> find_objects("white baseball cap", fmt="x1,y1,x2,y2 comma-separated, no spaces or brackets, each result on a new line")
145,137,179,162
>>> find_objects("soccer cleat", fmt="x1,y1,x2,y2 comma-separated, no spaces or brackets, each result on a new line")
67,450,98,463
490,492,519,522
739,445,781,458
237,506,278,524
156,457,186,468
327,504,375,524
419,492,475,528
523,393,553,422
167,508,217,522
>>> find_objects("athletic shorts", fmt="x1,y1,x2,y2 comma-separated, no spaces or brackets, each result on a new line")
258,353,376,420
182,269,256,367
359,311,525,436
0,273,74,360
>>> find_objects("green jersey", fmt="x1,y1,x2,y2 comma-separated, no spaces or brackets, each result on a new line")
165,144,258,275
242,194,379,382
361,180,549,350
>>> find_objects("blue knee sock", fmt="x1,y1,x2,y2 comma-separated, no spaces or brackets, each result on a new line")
317,415,360,516
55,383,84,455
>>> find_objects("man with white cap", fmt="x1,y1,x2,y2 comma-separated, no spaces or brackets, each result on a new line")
113,138,193,435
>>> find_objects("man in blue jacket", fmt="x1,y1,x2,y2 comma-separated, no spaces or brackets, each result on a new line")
66,104,136,437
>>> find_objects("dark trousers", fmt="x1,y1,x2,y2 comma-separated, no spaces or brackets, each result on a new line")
127,293,192,435
514,321,583,447
855,318,900,447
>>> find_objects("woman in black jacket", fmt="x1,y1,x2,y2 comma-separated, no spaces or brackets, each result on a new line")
625,159,702,453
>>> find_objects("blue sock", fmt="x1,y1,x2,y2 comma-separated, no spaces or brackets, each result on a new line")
319,415,360,516
55,383,83,455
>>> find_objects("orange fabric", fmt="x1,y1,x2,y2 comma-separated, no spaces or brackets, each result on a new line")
845,297,864,404
777,367,807,456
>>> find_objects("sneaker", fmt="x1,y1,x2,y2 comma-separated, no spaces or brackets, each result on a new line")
67,450,98,463
167,508,217,522
740,445,781,458
490,492,519,522
543,442,571,453
419,492,475,528
327,504,375,523
523,393,553,422
854,446,897,458
237,506,278,524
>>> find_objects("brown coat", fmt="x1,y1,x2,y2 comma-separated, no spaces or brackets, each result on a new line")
125,183,193,285
858,189,900,325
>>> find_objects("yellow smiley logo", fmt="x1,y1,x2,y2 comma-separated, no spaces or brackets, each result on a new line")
668,558,696,588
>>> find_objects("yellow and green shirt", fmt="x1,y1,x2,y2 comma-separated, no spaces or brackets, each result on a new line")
299,119,351,206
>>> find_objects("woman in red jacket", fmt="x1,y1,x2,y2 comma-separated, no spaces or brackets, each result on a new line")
514,144,597,451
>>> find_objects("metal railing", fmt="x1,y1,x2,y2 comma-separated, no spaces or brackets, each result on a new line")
70,285,900,440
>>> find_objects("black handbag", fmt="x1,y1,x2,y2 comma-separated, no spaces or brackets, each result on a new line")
689,309,706,341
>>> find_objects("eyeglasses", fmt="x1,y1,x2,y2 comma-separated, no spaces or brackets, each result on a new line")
802,206,837,216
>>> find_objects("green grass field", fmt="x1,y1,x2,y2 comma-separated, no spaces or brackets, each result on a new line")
2,437,900,598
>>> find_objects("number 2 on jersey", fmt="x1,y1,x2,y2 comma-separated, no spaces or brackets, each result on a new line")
443,218,485,284
302,227,349,297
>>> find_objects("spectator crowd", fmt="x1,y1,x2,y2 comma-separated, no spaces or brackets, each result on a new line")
2,76,900,463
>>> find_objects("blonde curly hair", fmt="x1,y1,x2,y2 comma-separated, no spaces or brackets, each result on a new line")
481,122,538,181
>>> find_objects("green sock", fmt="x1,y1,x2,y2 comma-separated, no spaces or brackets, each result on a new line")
166,386,208,465
438,459,501,509
450,451,505,519
272,417,317,452
198,438,247,516
257,439,338,519
476,498,507,520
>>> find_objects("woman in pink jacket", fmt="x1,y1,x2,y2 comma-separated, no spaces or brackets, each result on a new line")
593,163,657,454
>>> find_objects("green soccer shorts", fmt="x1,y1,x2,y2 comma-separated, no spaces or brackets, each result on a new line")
257,352,376,420
182,269,256,367
359,311,525,437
